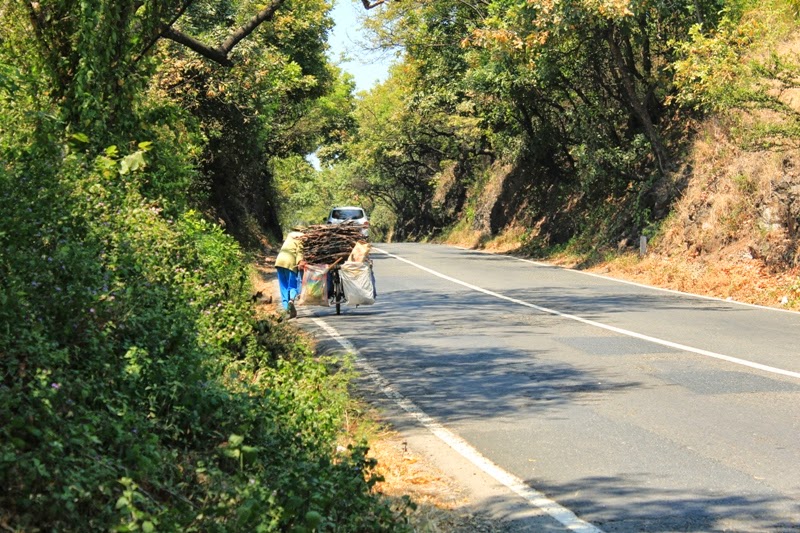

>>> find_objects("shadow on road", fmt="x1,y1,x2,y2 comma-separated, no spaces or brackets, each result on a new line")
311,287,647,423
526,474,799,532
508,285,740,317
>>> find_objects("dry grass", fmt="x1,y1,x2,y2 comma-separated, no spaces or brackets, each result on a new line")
442,224,529,254
443,224,484,249
630,115,800,309
350,406,510,533
581,250,800,309
249,255,282,317
481,225,529,253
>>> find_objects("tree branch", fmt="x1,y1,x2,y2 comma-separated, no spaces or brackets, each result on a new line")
219,0,286,52
163,26,233,66
134,0,196,64
361,0,388,9
161,0,288,67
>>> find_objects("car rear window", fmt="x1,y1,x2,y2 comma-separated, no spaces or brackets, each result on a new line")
331,209,364,220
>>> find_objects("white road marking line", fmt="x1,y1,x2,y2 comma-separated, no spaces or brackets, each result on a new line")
509,255,799,314
428,244,798,313
311,316,604,533
374,247,800,381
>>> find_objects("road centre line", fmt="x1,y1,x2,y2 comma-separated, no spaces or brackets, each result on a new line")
510,255,800,314
374,247,800,381
457,245,799,314
311,316,604,533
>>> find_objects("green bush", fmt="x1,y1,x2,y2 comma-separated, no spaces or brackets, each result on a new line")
0,121,410,530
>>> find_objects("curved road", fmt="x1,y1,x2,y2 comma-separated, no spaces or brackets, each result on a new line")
304,243,800,532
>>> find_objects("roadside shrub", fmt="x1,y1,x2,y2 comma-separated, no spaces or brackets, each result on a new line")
0,122,410,530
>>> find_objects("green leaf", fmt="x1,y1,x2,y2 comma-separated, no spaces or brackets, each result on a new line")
223,448,241,459
120,151,146,175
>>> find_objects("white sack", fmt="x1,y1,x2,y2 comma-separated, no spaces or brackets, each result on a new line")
340,261,375,306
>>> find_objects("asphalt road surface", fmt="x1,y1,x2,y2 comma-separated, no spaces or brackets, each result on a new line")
302,243,800,532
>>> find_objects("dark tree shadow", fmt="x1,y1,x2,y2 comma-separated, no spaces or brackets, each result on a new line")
308,286,645,423
522,474,800,532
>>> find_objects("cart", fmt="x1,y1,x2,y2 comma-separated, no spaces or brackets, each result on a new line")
298,258,375,315
329,263,347,315
296,224,375,315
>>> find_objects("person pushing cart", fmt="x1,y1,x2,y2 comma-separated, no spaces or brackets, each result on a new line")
296,223,376,315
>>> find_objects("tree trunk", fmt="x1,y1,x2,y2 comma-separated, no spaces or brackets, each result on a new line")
605,26,670,176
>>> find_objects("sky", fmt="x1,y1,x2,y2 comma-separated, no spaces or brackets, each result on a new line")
307,0,395,169
327,0,395,92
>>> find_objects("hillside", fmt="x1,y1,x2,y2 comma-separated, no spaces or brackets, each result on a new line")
588,116,800,311
422,6,800,312
445,110,800,311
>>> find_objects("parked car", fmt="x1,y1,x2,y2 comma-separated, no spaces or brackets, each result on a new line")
325,206,369,237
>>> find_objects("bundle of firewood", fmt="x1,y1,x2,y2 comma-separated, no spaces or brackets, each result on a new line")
297,223,367,265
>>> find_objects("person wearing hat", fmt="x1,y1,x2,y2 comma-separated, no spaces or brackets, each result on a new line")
275,229,304,318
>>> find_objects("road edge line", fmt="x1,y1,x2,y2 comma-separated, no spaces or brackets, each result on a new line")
311,316,604,533
450,244,799,314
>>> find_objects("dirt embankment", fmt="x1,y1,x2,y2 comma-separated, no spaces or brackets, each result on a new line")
582,116,800,311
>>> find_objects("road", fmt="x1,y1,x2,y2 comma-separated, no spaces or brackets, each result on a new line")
302,242,800,532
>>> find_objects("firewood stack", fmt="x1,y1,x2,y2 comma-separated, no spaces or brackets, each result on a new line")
297,223,367,265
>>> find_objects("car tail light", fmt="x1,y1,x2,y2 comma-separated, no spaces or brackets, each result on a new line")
362,221,369,226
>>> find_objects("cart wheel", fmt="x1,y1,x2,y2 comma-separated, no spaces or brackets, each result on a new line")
336,302,341,315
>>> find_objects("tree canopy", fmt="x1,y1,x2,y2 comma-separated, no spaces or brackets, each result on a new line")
331,0,785,245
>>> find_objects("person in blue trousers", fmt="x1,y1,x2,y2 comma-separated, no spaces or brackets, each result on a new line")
275,230,304,318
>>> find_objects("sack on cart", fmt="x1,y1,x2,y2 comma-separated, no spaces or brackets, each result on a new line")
299,264,329,306
340,261,375,306
348,242,371,263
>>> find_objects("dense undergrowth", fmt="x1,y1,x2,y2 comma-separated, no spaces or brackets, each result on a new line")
0,120,411,530
0,1,412,528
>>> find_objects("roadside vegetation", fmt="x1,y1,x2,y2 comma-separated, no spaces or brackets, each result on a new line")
0,0,410,530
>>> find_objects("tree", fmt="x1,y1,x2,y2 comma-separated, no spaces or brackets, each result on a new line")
17,0,308,140
148,0,343,243
340,60,491,238
344,0,731,240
